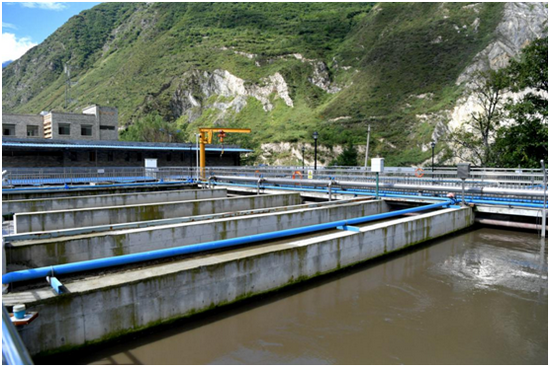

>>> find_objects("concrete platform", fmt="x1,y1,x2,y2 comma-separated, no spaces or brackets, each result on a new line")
2,188,227,216
3,206,473,356
14,193,301,233
6,199,388,267
474,204,544,218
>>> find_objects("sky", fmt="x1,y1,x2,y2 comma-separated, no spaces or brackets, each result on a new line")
1,1,101,64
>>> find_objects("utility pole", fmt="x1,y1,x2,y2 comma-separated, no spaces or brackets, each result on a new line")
301,145,305,173
313,131,319,171
64,64,78,110
542,160,547,238
64,64,71,110
195,134,200,181
364,124,371,170
431,141,436,175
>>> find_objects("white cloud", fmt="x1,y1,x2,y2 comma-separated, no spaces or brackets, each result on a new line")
1,33,38,63
21,2,67,11
2,22,18,30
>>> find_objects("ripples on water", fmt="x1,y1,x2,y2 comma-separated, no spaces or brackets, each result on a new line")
48,228,548,365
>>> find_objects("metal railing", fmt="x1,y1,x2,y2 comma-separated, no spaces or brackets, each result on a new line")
2,165,547,193
2,167,197,187
2,305,33,365
206,166,546,191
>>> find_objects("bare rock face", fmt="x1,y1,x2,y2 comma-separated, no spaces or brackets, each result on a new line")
170,69,294,123
308,61,342,94
457,2,548,85
411,3,548,166
444,2,547,143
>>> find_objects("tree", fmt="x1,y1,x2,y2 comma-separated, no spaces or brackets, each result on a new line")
330,141,358,166
121,113,186,143
447,69,508,166
493,37,548,168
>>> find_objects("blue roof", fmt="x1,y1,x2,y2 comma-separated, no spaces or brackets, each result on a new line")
2,138,252,153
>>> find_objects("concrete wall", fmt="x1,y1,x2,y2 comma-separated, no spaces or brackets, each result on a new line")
7,200,388,267
14,193,302,233
83,105,118,140
3,207,473,356
3,188,227,215
49,112,98,140
2,114,44,138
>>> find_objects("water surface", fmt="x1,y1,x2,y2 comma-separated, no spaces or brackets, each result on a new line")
49,228,548,365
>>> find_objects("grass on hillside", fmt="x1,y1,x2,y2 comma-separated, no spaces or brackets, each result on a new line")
3,2,506,166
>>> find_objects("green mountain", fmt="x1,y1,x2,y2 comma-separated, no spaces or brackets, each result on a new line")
2,2,544,165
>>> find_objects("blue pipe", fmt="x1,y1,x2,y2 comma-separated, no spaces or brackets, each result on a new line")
465,198,547,209
338,187,545,207
328,187,544,204
217,182,545,208
2,200,452,285
217,182,455,202
2,180,193,193
332,188,546,208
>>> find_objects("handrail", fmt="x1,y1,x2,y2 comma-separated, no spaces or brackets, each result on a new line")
212,175,547,199
2,305,33,365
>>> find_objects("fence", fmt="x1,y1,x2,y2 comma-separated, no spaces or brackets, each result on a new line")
2,167,195,187
206,166,547,191
2,165,547,192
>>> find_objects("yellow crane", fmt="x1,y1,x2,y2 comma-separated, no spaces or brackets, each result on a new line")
198,127,251,180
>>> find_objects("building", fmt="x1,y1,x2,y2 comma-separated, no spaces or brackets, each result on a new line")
2,105,118,141
2,137,250,168
2,105,251,169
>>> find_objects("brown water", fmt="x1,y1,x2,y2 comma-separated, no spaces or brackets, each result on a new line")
50,228,548,365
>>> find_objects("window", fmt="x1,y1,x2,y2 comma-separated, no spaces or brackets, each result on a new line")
3,124,15,136
107,152,114,162
167,153,172,162
27,125,39,137
100,125,115,131
137,152,143,162
58,123,70,136
69,151,77,161
89,151,96,162
81,125,93,136
125,152,130,162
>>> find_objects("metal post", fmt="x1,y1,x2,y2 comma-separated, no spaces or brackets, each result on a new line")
314,139,317,171
302,146,305,173
364,124,371,170
313,131,318,171
375,172,379,200
195,134,200,181
431,142,435,174
199,134,207,181
541,160,547,238
430,141,436,186
461,179,466,206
